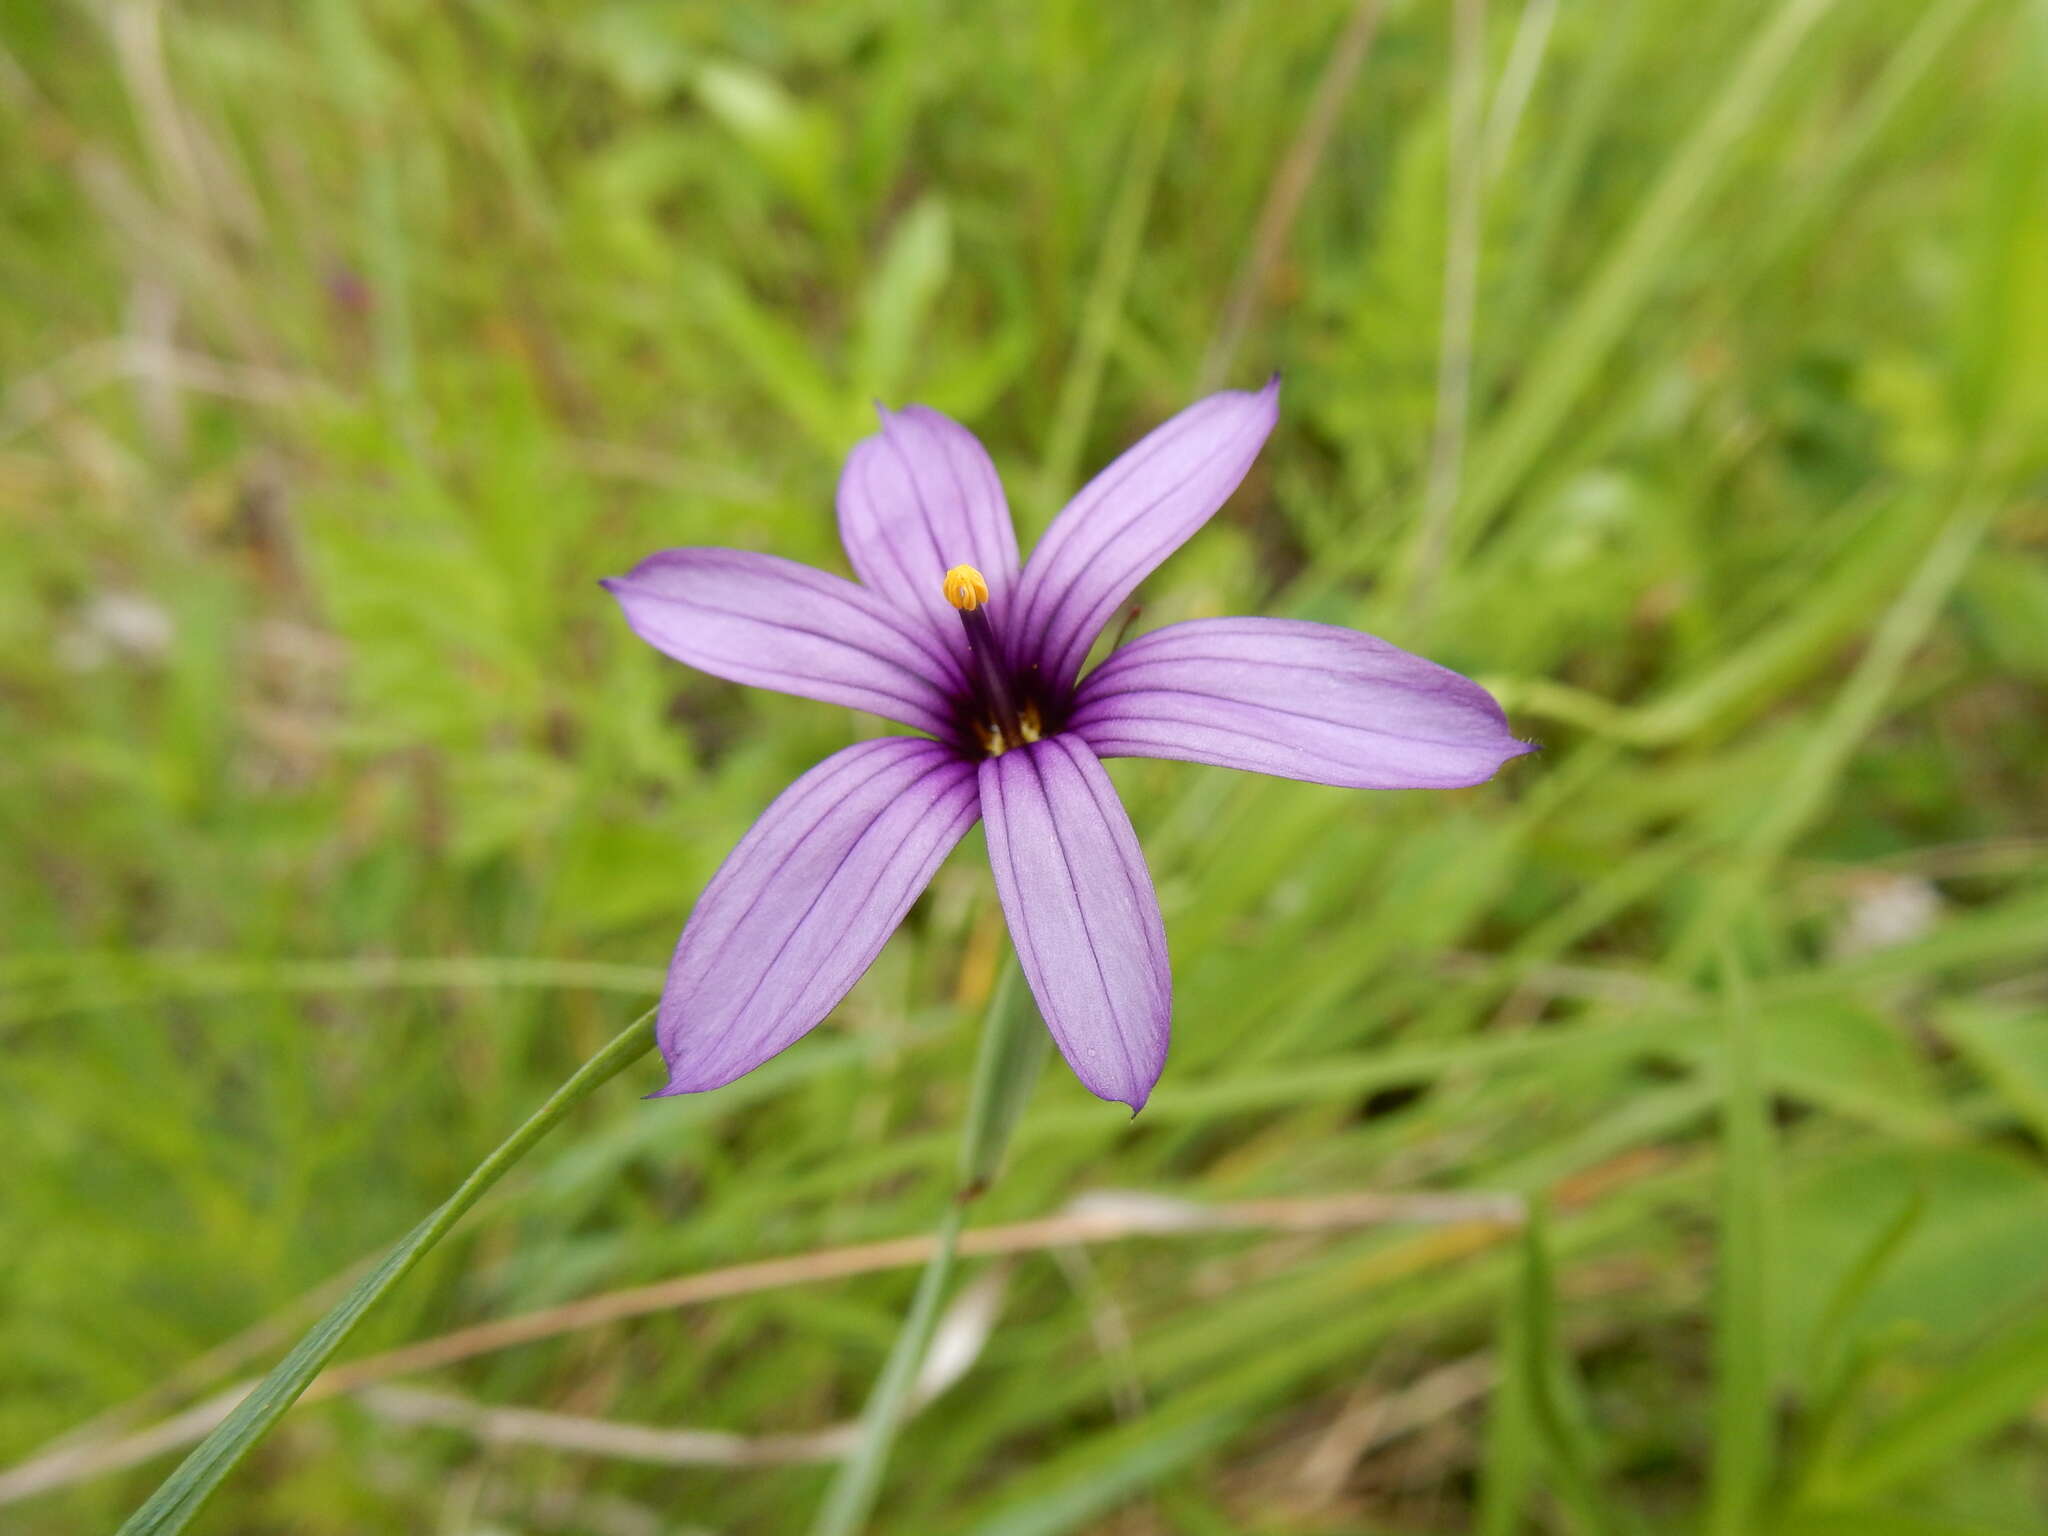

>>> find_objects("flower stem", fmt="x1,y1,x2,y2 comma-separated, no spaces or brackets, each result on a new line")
809,956,1047,1536
958,958,1051,1196
807,1203,965,1536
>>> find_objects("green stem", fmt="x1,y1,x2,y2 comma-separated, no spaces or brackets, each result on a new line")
811,957,1047,1536
958,958,1052,1196
117,1010,658,1536
808,1203,967,1536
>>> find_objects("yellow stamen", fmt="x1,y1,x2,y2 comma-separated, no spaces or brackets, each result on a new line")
942,564,990,612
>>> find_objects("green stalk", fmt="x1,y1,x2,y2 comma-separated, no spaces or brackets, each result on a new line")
958,958,1052,1196
1707,949,1774,1536
811,956,1048,1536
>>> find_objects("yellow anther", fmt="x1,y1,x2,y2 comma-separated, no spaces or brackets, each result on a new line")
942,564,990,611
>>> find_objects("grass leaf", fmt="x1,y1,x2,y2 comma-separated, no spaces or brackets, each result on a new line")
114,1013,656,1535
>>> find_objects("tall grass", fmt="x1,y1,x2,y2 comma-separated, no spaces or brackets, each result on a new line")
3,1,2045,1531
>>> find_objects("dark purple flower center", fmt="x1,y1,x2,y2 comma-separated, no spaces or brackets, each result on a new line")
942,563,1062,759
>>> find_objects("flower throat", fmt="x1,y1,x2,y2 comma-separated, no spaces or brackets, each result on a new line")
942,564,1043,756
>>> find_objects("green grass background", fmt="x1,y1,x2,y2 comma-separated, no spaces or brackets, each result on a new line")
4,0,2047,1531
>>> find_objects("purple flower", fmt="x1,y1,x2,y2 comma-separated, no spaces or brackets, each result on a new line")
604,382,1530,1111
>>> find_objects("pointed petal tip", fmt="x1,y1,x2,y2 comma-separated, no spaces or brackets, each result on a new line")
1485,733,1541,774
1444,732,1541,787
1063,1050,1159,1113
1077,1074,1155,1116
1113,1080,1158,1115
1226,374,1282,413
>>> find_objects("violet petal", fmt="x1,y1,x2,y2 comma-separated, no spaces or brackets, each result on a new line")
1008,381,1279,693
979,735,1170,1111
652,736,982,1094
1069,616,1533,788
603,548,966,738
838,405,1020,667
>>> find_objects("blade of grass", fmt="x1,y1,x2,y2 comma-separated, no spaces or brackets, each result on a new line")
1447,0,1844,558
1197,0,1386,393
1787,1197,1927,1504
1401,0,1489,623
0,1187,1508,1509
963,1413,1239,1536
807,1202,968,1536
1779,1511,2043,1536
1476,1240,1538,1536
1812,1308,2048,1505
1706,947,1774,1536
114,1009,657,1536
1481,0,1559,177
0,954,663,1035
1804,1188,1925,1389
959,958,1052,1196
1030,58,1184,524
1939,1005,2048,1145
811,956,1044,1536
1668,490,1996,975
1515,1200,1629,1536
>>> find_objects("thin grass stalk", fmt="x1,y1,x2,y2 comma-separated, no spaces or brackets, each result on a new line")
1402,0,1489,623
810,956,1046,1536
113,1009,658,1536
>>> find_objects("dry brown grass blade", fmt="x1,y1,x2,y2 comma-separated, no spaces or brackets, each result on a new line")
1197,0,1387,392
0,1189,1520,1506
352,1268,1014,1469
314,1191,1522,1396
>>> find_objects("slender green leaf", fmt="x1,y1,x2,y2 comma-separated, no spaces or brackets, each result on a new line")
1708,949,1775,1536
1478,1251,1538,1536
1804,1189,1926,1389
855,196,954,400
1816,1309,2048,1504
1515,1202,1628,1536
814,952,1049,1536
1940,1004,2048,1145
116,1012,657,1536
964,1414,1237,1536
1447,0,1846,554
809,1202,968,1536
959,957,1052,1195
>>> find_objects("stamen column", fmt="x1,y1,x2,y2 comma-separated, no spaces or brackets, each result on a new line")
942,565,1025,753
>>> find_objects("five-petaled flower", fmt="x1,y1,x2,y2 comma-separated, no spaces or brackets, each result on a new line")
604,381,1530,1111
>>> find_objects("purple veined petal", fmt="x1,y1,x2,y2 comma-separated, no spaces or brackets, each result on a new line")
979,735,1171,1111
837,404,1021,665
1069,616,1534,789
653,736,982,1095
1008,380,1280,694
603,548,967,739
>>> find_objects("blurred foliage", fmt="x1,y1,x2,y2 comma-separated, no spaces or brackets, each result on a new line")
2,0,2046,1532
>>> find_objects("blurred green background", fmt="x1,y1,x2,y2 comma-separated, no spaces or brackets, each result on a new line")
5,0,2047,1531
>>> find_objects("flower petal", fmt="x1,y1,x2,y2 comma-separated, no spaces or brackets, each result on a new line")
837,404,1020,663
979,735,1170,1110
1008,380,1280,692
1069,617,1533,788
654,736,981,1094
604,548,965,738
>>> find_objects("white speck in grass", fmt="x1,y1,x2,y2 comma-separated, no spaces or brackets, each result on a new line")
56,591,174,670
